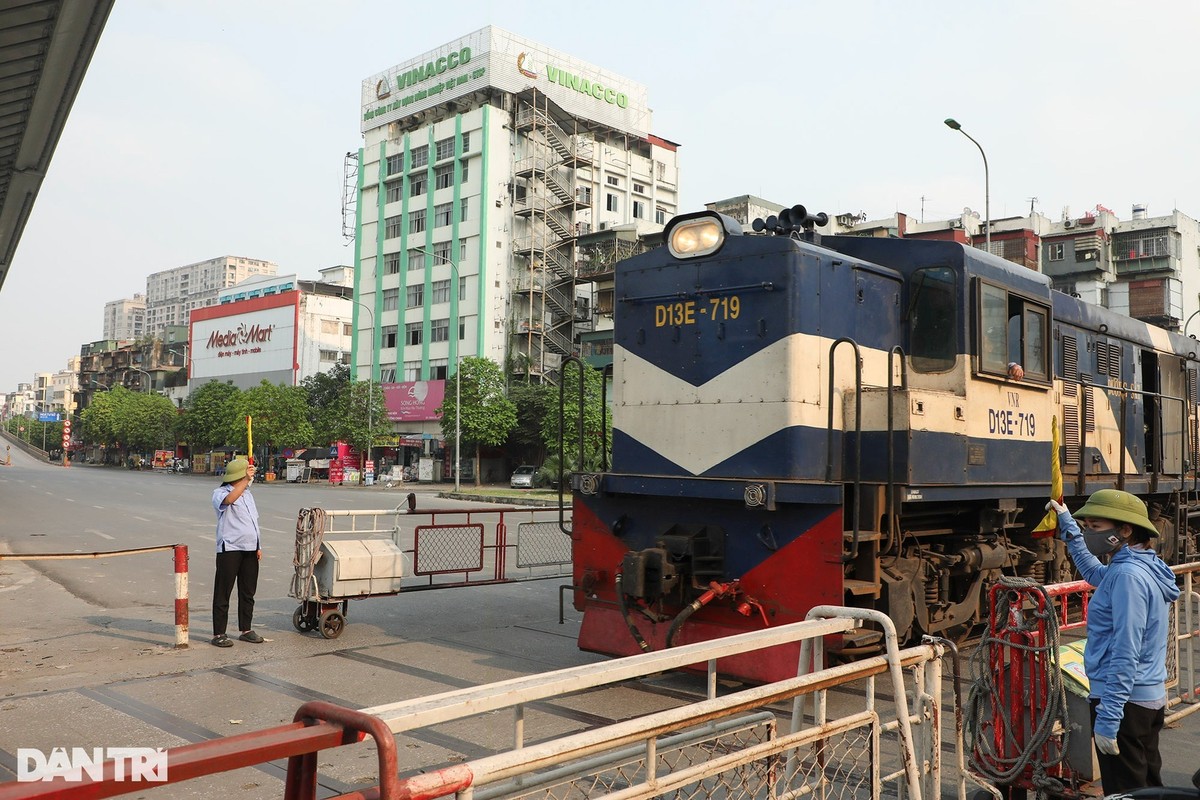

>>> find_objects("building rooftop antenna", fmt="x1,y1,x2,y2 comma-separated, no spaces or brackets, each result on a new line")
1027,196,1038,216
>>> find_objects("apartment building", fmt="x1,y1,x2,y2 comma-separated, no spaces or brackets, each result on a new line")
145,256,278,337
102,293,146,340
353,26,680,443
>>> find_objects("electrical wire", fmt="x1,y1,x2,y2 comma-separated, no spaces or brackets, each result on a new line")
291,507,326,602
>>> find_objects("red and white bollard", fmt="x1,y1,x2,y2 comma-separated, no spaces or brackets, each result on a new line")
174,544,189,648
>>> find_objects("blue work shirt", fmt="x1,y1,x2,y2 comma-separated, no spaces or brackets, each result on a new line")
1056,510,1180,739
212,484,260,553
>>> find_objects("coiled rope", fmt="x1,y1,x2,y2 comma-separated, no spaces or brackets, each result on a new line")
291,507,326,601
964,576,1071,798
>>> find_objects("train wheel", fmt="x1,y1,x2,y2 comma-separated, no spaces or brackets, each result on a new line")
319,610,345,639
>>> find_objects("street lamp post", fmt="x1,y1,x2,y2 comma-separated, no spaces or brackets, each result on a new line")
944,118,990,250
350,299,376,480
414,247,463,492
129,367,152,393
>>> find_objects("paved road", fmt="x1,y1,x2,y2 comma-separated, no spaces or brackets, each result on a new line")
2,446,1200,797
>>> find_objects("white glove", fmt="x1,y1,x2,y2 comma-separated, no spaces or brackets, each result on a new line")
1045,499,1067,514
1094,734,1120,755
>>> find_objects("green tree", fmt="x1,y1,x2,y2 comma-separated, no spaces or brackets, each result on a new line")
439,357,517,486
328,380,387,477
80,387,128,451
301,363,350,445
507,381,555,465
234,380,315,461
116,392,179,453
178,380,241,451
539,361,611,479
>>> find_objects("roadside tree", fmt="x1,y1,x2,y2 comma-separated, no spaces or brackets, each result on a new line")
438,357,517,486
234,380,315,462
178,380,241,451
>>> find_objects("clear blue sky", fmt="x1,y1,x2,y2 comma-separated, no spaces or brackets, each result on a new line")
3,0,1198,390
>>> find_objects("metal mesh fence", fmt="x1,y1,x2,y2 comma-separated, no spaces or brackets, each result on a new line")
479,708,886,800
413,524,484,575
516,521,572,568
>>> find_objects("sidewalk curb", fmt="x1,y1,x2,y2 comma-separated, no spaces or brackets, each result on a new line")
437,491,570,507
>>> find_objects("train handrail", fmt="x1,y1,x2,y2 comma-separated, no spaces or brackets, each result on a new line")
826,337,864,562
886,346,908,554
1072,378,1192,495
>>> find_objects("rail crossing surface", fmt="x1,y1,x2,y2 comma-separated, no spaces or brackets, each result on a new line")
2,454,1200,796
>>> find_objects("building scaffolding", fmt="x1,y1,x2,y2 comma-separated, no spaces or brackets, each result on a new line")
511,90,596,383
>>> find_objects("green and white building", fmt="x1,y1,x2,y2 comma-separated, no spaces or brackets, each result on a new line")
352,25,680,445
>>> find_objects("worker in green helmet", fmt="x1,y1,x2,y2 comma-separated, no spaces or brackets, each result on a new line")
1047,489,1179,793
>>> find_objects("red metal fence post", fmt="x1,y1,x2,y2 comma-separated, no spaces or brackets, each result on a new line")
174,544,189,649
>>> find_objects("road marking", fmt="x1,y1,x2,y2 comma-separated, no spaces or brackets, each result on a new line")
92,505,104,510
64,498,75,502
260,526,286,533
133,516,150,522
86,529,115,540
198,534,215,541
0,575,34,593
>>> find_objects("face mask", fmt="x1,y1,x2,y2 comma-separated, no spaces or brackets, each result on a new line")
1081,522,1123,556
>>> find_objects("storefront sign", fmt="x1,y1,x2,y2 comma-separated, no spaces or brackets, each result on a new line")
383,380,445,422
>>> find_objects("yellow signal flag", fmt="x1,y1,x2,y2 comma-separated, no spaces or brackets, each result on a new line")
246,415,254,466
1032,415,1062,537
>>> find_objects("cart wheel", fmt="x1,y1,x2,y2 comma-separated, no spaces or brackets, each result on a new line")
293,605,315,632
318,609,345,639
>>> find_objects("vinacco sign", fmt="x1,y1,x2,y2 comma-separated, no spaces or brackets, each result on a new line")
518,53,629,109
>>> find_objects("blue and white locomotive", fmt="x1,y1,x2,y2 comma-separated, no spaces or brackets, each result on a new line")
570,205,1199,683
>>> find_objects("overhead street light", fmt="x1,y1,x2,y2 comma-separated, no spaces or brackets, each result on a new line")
129,367,153,393
944,117,991,250
413,246,463,492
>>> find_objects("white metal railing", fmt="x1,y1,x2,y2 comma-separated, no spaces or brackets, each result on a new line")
364,609,948,800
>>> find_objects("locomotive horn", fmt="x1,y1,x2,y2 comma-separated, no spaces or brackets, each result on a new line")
787,204,828,229
764,214,779,231
751,217,766,232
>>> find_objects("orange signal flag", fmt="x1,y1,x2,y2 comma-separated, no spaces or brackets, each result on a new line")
1032,415,1062,537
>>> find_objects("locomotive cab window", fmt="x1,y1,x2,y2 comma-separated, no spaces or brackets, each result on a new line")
977,281,1050,381
908,266,957,373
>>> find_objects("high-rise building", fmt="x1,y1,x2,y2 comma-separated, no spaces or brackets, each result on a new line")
353,26,680,447
145,256,278,337
102,293,146,340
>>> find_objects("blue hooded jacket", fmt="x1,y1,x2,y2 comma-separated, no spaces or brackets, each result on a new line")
1057,509,1180,739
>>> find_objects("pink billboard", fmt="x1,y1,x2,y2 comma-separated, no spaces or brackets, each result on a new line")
383,380,446,422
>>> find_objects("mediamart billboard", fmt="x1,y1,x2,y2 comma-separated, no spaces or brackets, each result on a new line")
361,25,651,138
189,294,298,390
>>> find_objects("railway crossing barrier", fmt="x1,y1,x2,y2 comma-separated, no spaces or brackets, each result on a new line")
0,607,951,800
0,543,188,647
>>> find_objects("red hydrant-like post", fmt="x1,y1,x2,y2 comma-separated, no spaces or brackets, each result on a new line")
174,544,189,648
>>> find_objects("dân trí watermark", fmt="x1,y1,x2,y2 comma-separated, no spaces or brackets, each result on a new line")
17,747,168,782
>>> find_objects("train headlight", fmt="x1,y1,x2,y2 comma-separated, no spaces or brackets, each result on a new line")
665,211,742,259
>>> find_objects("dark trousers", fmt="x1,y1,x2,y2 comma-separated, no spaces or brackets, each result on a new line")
213,550,258,635
1090,698,1165,794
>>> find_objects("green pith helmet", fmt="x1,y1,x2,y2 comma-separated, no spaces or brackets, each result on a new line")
1072,489,1159,537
